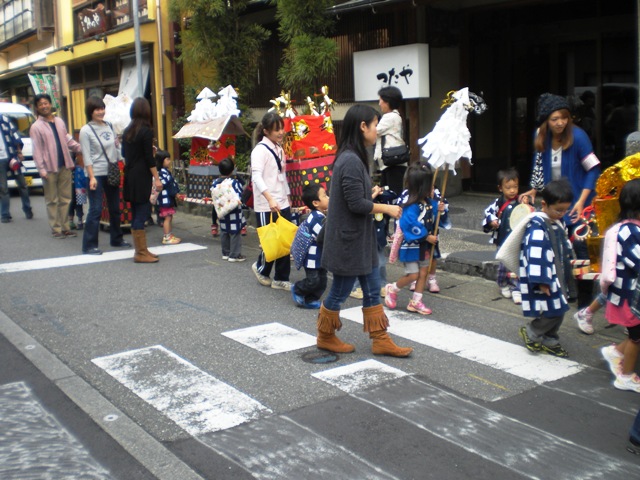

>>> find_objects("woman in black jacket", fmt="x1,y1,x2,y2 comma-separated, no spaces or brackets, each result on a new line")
318,104,412,357
122,97,163,263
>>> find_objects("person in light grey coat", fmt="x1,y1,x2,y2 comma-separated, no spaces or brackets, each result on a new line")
317,104,412,358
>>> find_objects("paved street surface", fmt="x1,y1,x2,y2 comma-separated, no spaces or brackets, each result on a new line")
1,190,640,479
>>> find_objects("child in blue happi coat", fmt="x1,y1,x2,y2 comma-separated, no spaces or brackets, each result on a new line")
211,158,246,262
385,163,448,315
292,184,330,308
518,179,576,357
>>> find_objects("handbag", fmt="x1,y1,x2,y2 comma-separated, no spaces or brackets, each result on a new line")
382,144,410,167
290,221,313,270
257,212,298,262
210,178,242,218
88,123,120,187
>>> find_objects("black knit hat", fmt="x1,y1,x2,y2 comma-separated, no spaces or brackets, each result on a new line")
536,93,571,125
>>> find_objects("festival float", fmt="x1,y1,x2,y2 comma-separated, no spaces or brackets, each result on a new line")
573,152,640,279
268,86,337,209
173,86,248,206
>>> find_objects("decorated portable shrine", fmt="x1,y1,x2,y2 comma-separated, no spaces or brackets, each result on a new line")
573,152,640,279
173,86,248,205
268,86,337,209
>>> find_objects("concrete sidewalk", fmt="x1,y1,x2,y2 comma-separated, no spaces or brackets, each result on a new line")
177,191,500,281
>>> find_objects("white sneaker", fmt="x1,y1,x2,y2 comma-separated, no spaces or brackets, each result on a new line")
614,373,640,393
601,345,623,374
511,290,522,304
222,255,229,260
252,262,272,286
271,280,291,291
574,308,594,334
500,286,512,298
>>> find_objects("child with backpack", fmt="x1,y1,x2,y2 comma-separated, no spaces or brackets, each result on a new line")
600,178,640,392
210,158,246,262
291,184,329,308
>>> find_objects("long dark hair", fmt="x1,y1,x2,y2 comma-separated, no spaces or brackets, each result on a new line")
619,178,640,221
124,97,151,143
252,112,284,146
336,104,379,170
403,163,433,207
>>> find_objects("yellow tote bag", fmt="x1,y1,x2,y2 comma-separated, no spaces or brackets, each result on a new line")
257,213,298,262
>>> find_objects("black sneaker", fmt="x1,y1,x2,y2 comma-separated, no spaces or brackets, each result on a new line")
541,343,569,358
627,437,640,455
519,327,541,352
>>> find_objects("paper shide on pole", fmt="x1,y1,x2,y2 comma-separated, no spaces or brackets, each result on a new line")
417,87,487,262
418,87,487,174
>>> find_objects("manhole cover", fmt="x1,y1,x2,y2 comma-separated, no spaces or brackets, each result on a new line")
301,351,339,364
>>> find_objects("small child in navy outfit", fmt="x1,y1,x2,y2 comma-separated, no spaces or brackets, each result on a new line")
211,158,246,262
291,184,329,309
156,153,181,245
483,168,522,303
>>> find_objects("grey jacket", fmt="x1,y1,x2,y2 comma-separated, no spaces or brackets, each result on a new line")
321,149,377,276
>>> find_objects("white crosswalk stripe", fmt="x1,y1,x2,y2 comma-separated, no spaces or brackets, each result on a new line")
93,345,271,435
0,382,112,479
222,322,316,355
340,306,585,384
312,359,408,393
0,243,207,273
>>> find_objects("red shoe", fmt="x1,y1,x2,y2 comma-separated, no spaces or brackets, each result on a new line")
211,224,219,237
241,226,247,236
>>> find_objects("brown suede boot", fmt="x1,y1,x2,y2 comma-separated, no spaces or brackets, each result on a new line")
136,228,158,258
132,230,158,263
363,304,413,357
316,304,355,353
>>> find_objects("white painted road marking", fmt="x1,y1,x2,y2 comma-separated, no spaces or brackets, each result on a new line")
222,322,316,355
201,415,401,480
92,345,271,435
357,376,640,479
0,243,207,274
313,359,408,393
0,382,111,479
340,307,585,383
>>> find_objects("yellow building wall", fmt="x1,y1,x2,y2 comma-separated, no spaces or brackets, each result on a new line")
48,0,181,155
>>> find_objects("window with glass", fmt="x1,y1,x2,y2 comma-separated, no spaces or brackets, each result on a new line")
0,0,34,45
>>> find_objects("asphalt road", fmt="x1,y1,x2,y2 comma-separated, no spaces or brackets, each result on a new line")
1,190,640,479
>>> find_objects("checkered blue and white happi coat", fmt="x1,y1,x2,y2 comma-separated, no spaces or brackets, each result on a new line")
519,215,571,318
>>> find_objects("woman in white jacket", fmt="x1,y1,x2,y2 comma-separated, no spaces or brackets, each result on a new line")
250,112,292,290
374,86,407,196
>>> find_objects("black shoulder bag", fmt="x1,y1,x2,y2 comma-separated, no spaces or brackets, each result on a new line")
381,113,410,167
88,123,120,187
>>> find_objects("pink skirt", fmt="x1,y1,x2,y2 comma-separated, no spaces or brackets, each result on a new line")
159,207,176,218
606,299,640,328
